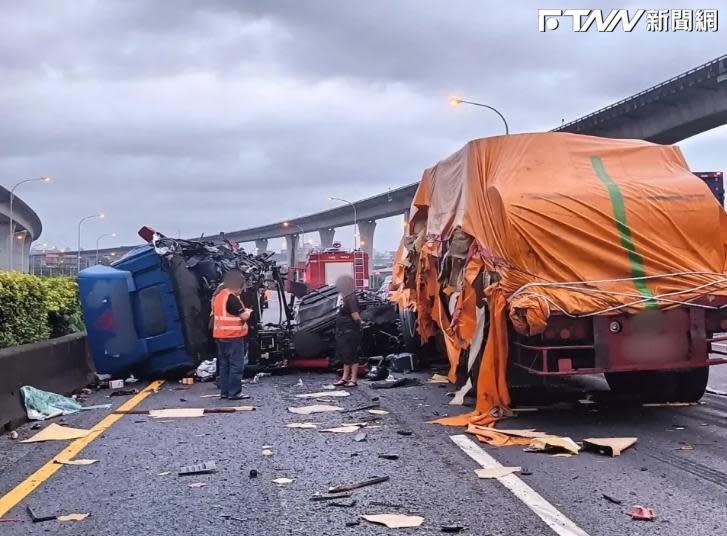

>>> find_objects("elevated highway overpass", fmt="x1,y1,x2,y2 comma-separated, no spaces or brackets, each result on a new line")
48,54,727,274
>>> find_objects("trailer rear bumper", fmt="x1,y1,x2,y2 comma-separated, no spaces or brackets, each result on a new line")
510,306,727,376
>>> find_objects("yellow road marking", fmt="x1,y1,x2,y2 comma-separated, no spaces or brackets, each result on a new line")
0,380,164,517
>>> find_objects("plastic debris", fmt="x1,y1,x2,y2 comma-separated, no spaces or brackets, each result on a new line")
195,360,217,381
368,409,389,415
288,404,343,415
55,459,98,466
320,425,361,434
295,391,350,399
188,482,206,488
21,423,90,443
57,513,89,522
125,374,139,384
582,437,637,457
474,466,521,479
527,436,580,455
9,430,18,440
321,384,337,390
360,514,424,528
353,432,367,442
428,374,450,384
179,461,216,476
285,422,317,429
158,471,171,476
295,378,305,388
272,477,293,485
261,448,273,456
20,386,83,421
252,372,271,383
627,505,655,521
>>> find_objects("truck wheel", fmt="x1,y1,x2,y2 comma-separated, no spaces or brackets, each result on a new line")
674,367,709,403
605,371,678,402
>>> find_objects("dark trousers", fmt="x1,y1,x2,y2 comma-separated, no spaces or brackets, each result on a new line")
216,337,247,397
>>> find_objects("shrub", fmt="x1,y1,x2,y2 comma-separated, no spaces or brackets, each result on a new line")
0,272,51,347
0,273,83,348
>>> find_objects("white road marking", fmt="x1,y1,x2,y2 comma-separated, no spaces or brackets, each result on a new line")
450,435,590,536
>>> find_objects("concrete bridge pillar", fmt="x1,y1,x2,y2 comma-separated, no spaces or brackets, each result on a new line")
285,234,299,277
255,239,268,255
357,220,376,276
319,228,335,249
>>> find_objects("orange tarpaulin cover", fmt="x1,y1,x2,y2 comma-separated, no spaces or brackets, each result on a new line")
396,132,727,420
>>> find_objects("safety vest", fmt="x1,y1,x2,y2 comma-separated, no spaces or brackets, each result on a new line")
212,289,248,339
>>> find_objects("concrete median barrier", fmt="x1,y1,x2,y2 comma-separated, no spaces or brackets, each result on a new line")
0,333,95,430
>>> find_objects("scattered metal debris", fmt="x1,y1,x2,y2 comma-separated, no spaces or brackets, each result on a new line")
396,430,413,436
441,525,465,533
310,493,353,502
178,461,216,476
378,454,399,460
602,494,622,505
328,500,357,508
328,475,390,493
26,505,56,523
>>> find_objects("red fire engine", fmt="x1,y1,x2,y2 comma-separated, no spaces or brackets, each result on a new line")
293,243,369,290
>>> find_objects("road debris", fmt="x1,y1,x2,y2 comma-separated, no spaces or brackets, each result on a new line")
371,378,421,389
342,404,382,414
262,448,273,456
0,518,21,523
109,389,139,397
158,471,171,476
310,493,353,502
8,430,18,440
200,394,221,398
677,443,694,451
272,477,293,485
149,408,205,418
360,514,424,528
57,513,90,522
179,461,217,476
249,469,258,478
288,404,344,415
253,372,271,383
320,425,361,434
353,432,367,442
441,525,465,533
475,466,521,479
328,500,357,508
428,373,450,384
26,505,57,523
195,359,216,381
527,436,580,455
295,390,350,399
368,409,389,415
55,458,98,465
328,475,389,493
117,406,255,417
378,454,399,460
396,430,413,436
321,384,337,390
285,422,317,429
627,505,655,521
602,493,622,505
110,379,125,389
466,424,546,447
188,482,206,488
346,520,361,527
21,423,90,443
20,385,108,420
582,437,637,457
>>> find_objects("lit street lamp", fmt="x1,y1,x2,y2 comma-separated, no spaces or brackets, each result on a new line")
15,230,28,272
96,232,117,264
7,176,51,270
327,196,358,250
77,212,105,273
449,97,509,135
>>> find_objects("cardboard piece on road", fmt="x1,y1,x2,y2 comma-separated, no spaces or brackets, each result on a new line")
360,514,424,528
368,409,389,415
21,423,90,443
149,408,205,418
295,391,351,399
428,374,450,384
55,458,98,466
475,466,521,479
288,404,344,415
582,437,637,457
57,513,89,522
273,478,293,485
320,425,361,434
528,436,580,455
285,422,317,429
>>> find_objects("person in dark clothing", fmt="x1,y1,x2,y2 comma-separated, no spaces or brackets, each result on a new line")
212,270,252,400
333,275,362,387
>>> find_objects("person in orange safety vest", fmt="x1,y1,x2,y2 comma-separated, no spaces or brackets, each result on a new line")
212,270,252,400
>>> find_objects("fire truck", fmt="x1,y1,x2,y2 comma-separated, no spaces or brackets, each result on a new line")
292,243,369,290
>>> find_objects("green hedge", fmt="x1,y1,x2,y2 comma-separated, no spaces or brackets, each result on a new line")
0,273,83,348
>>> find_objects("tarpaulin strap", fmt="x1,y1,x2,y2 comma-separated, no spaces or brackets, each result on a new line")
590,156,656,308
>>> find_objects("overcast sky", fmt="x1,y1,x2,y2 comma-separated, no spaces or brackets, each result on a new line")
1,0,725,253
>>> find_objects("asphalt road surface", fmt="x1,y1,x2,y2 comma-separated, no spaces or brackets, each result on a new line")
2,363,727,535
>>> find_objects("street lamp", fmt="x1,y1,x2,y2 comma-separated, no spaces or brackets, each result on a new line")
449,97,509,135
327,196,358,250
77,212,105,273
95,232,117,264
7,176,51,270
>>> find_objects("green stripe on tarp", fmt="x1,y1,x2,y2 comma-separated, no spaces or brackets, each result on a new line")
590,156,655,307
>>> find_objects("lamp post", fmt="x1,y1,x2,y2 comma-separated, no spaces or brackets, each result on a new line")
327,196,358,250
449,97,509,135
77,213,105,273
7,176,51,270
95,232,117,264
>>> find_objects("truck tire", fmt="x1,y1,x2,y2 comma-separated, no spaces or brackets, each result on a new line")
674,367,709,403
605,371,678,403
